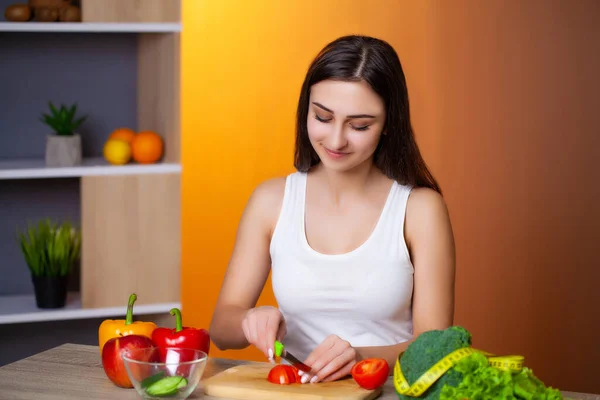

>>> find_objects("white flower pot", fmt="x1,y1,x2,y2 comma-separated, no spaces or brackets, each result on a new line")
45,133,82,167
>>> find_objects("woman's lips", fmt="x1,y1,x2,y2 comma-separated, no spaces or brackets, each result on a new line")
324,147,349,159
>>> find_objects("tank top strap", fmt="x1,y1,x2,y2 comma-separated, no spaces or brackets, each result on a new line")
270,172,307,250
373,181,413,262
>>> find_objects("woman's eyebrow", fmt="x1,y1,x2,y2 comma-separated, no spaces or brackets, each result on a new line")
312,102,376,119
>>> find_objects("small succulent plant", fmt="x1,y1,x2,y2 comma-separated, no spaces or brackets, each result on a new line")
40,101,86,136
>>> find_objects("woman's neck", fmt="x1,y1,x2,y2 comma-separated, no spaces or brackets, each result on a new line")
311,160,383,206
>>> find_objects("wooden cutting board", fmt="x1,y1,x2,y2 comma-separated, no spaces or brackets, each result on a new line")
202,363,383,400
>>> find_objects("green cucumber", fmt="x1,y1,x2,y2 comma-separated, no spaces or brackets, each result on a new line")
145,376,188,397
141,371,166,388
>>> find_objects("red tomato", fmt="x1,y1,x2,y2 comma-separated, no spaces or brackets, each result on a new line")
351,358,390,390
267,365,300,385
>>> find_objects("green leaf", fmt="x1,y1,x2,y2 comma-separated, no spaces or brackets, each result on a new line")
60,106,67,121
71,116,86,130
49,101,59,117
40,102,86,136
67,104,76,122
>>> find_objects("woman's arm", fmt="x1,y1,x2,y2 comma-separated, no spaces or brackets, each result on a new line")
406,187,456,334
304,187,456,382
209,178,285,351
360,186,456,369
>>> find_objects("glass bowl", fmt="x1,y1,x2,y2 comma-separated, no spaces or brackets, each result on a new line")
121,347,208,399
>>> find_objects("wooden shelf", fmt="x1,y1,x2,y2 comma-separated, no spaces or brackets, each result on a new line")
0,292,180,325
0,22,181,33
0,157,181,180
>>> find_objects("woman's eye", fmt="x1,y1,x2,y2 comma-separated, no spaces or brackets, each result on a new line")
314,114,331,123
351,124,370,131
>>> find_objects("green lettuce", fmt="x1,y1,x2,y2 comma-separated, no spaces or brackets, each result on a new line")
439,352,564,400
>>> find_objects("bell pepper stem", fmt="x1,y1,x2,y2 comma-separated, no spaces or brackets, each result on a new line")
170,308,183,332
125,293,137,325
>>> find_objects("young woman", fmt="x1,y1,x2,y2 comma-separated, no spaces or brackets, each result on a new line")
209,34,456,384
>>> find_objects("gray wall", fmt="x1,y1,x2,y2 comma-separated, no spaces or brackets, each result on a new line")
0,31,138,294
0,31,138,160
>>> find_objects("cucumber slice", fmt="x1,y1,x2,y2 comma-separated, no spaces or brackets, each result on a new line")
141,371,166,388
176,378,187,389
145,376,188,397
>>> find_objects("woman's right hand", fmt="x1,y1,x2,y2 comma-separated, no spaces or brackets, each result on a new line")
242,306,287,361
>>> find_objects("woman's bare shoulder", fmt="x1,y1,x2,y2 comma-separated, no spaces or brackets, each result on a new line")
244,176,288,232
406,187,448,216
405,187,453,245
249,176,287,207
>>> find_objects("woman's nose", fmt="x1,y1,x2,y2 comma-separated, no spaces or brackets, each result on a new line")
329,124,348,150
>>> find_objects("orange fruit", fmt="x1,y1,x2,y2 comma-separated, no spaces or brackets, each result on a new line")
108,127,136,144
103,139,132,165
131,131,164,164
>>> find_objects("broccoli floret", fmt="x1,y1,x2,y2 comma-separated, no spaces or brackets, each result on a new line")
397,326,472,400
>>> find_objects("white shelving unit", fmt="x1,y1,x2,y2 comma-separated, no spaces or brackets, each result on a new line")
0,292,181,325
0,157,182,180
0,22,181,33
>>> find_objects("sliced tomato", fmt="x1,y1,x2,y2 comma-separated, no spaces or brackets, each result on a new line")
351,358,389,390
267,365,300,385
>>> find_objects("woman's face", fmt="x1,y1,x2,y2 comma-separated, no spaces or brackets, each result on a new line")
307,79,386,173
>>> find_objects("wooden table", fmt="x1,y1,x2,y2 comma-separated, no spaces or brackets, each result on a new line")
0,343,597,400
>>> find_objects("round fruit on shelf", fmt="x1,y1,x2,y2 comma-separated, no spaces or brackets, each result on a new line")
108,127,136,144
131,131,164,164
4,4,32,21
103,139,132,165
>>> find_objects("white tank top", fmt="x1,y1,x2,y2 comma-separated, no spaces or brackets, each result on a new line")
270,171,415,361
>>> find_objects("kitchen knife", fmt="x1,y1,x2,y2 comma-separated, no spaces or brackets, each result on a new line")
274,340,312,373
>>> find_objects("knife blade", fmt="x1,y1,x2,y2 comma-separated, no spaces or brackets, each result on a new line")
280,348,312,373
274,340,312,373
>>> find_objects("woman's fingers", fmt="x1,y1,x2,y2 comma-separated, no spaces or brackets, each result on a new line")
255,313,269,357
276,318,287,342
241,317,251,344
265,313,281,361
316,352,356,383
301,335,356,383
241,307,285,361
303,334,337,367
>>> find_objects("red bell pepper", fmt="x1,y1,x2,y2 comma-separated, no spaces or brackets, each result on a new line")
151,308,211,362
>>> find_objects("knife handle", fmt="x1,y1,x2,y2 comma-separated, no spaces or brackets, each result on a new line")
274,340,285,357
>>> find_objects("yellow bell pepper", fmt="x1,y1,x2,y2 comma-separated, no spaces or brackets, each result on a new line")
98,293,157,354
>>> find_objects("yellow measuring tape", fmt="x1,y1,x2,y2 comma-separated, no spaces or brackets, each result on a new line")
393,347,524,397
488,355,525,372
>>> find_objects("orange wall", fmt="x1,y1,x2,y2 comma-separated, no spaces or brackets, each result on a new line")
181,0,599,393
432,1,600,394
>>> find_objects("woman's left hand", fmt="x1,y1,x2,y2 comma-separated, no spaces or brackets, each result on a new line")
300,334,359,384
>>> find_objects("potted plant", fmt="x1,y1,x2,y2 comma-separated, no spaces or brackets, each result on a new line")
17,219,81,309
41,101,86,167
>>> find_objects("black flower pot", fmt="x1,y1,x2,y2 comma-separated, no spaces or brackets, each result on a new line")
31,275,68,309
